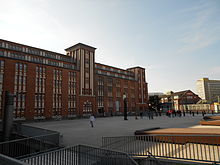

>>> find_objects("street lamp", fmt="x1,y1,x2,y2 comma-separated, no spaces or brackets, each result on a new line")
123,93,128,120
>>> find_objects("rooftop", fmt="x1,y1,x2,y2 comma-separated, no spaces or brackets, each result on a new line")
65,43,96,51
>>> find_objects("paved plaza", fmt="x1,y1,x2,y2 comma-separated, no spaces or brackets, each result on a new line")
26,114,205,147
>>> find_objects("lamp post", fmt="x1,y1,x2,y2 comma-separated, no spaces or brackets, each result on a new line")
123,93,128,120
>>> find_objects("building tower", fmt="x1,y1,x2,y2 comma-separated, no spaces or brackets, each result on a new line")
127,67,148,110
65,43,96,115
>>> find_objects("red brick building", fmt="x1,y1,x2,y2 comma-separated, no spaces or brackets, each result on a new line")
0,39,148,120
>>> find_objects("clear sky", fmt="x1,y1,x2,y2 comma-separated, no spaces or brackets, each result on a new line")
0,0,220,93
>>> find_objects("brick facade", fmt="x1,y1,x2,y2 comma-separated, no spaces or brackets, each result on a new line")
0,39,148,120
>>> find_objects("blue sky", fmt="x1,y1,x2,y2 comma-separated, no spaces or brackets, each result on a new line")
0,0,219,93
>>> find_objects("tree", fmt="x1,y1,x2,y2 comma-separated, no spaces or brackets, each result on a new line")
149,95,161,111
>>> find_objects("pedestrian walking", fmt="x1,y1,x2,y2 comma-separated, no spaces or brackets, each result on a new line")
149,106,154,119
135,112,138,120
159,108,162,116
89,114,95,127
147,110,151,119
148,104,154,120
172,110,175,118
151,110,154,119
167,110,172,118
177,110,181,117
140,112,143,119
183,111,185,117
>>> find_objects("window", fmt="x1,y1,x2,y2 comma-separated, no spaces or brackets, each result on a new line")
68,72,76,116
34,66,46,118
52,69,62,116
131,89,135,98
14,63,27,119
98,76,104,85
116,88,121,97
108,87,113,97
107,78,113,86
116,80,121,87
98,96,104,107
97,76,104,108
108,98,113,107
0,60,4,118
124,81,128,88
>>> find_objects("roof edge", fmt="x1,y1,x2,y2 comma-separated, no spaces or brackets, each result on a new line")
65,43,96,51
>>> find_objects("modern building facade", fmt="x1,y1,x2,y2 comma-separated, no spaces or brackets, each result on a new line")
0,39,148,120
196,78,220,103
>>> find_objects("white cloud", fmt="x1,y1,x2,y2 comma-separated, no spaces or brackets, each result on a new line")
178,0,209,14
178,1,220,54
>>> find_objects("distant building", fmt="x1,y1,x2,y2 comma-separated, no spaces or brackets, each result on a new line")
172,90,201,110
196,78,220,103
160,90,201,111
148,92,164,97
0,39,148,120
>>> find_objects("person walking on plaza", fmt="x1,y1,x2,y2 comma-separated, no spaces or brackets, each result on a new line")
202,111,206,117
148,104,154,120
183,110,185,117
140,111,143,119
150,110,154,119
147,110,151,119
172,110,175,118
89,114,95,127
177,110,181,117
159,108,162,116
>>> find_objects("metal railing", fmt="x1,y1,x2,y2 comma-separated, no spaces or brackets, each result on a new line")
0,153,28,165
21,144,138,165
102,135,220,164
141,157,217,165
0,133,60,159
14,124,60,138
